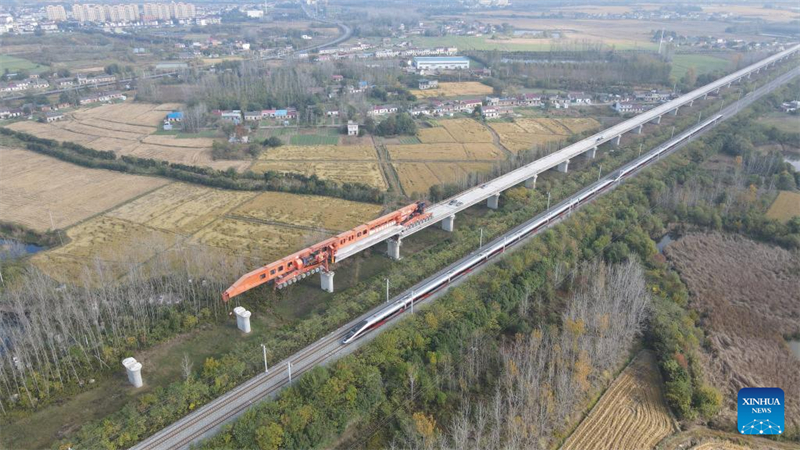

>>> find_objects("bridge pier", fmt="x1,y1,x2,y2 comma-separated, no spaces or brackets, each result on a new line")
487,193,500,210
671,107,679,116
613,135,622,146
585,146,597,159
524,174,537,189
320,271,335,292
703,93,708,100
387,238,402,260
441,215,455,232
653,115,662,125
233,306,252,333
557,159,570,173
636,125,643,134
689,99,694,107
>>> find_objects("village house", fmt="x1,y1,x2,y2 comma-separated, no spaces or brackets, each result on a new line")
347,121,359,136
244,111,262,122
77,74,117,85
418,79,439,90
368,105,398,117
44,112,64,122
781,100,799,113
568,92,592,105
166,111,184,122
612,102,647,114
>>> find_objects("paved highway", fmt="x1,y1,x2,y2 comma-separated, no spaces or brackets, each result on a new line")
334,44,800,261
131,61,800,450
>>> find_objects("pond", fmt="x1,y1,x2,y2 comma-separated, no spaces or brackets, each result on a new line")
656,233,676,254
785,154,800,171
0,239,45,260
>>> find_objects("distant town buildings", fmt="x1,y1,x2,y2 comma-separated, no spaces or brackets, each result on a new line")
69,2,195,23
46,5,67,22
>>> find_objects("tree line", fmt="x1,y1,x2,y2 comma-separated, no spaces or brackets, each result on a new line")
0,128,384,204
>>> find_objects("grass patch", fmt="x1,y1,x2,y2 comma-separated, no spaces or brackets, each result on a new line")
670,53,731,79
756,111,800,133
290,134,339,146
766,191,800,223
0,55,49,74
397,136,421,144
152,129,219,138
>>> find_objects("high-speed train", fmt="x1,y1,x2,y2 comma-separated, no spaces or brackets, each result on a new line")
343,114,723,345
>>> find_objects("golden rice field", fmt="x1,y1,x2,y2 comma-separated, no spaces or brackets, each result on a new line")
393,162,493,195
5,101,249,171
417,127,457,144
31,183,387,280
0,146,169,231
561,351,677,450
489,118,600,153
766,191,800,223
438,118,494,143
258,144,378,161
387,142,503,161
232,193,382,231
249,161,387,189
411,81,493,99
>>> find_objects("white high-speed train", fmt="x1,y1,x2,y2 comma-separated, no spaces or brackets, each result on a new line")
343,114,723,345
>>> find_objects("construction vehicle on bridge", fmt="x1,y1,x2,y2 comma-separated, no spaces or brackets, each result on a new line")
222,202,431,301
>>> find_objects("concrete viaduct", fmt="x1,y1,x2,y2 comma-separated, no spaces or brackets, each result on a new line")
323,43,800,290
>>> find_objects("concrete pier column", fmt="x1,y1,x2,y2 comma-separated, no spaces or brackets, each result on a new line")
671,107,679,116
689,99,694,107
441,215,455,232
557,159,570,173
524,174,538,189
703,93,708,100
653,115,662,125
320,270,335,292
585,146,597,159
122,357,143,388
613,135,622,146
487,193,500,210
233,306,252,333
636,125,643,134
387,238,402,260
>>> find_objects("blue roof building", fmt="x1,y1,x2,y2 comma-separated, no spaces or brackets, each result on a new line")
166,111,184,121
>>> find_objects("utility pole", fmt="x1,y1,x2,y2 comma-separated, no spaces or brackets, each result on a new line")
261,344,268,373
386,278,390,303
598,165,602,181
547,191,551,210
638,142,643,157
479,228,483,248
288,361,292,384
670,126,675,139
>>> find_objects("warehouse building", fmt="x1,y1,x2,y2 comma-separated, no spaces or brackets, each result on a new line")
412,56,470,70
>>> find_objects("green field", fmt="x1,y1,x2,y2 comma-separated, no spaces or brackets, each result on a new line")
0,55,49,74
670,54,731,79
290,134,339,145
398,136,421,144
756,111,800,133
409,35,658,52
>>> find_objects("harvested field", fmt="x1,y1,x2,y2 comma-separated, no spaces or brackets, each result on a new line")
411,81,493,99
191,218,308,263
438,118,494,143
6,101,247,171
766,191,800,223
250,161,386,189
386,143,503,161
562,351,677,450
417,127,456,144
489,118,600,153
232,193,382,231
393,162,492,195
691,441,751,450
0,146,169,231
258,144,377,161
664,232,800,433
107,183,257,235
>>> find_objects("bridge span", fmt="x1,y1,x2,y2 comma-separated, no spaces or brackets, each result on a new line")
332,44,800,271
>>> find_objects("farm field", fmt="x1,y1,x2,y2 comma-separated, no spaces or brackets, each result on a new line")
31,183,386,279
410,30,658,52
437,118,494,143
489,118,600,153
250,161,387,189
393,161,492,195
411,81,494,98
417,127,456,143
386,142,503,161
670,54,731,79
289,134,340,146
5,101,250,171
258,144,378,161
767,191,800,222
0,146,169,231
0,54,48,74
562,351,677,450
664,232,800,433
